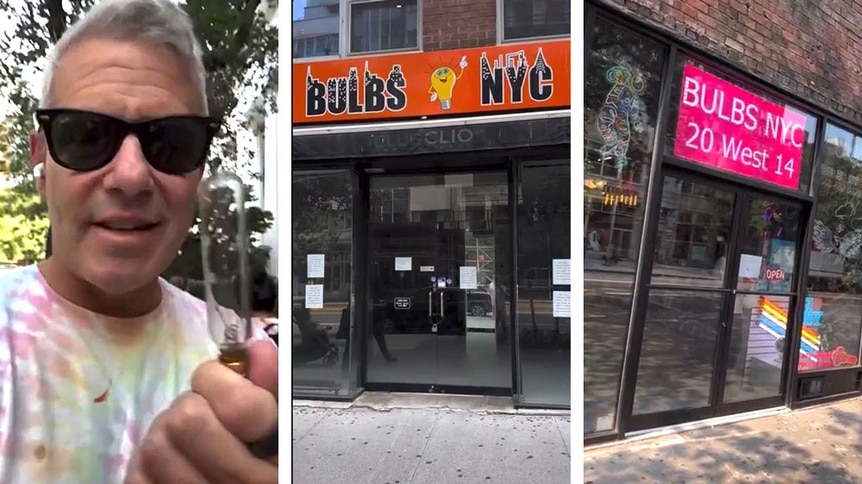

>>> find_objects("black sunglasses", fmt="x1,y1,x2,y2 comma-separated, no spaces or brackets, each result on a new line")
35,108,221,175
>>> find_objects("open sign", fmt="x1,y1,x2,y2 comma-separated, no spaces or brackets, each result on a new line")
764,267,786,281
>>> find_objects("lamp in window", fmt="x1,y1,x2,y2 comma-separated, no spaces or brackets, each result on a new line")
584,178,607,190
602,185,639,208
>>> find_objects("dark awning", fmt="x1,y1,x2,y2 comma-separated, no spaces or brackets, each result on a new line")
292,115,571,161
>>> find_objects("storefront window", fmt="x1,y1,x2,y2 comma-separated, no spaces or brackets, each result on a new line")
501,0,570,41
802,123,862,371
292,171,359,396
517,160,570,406
350,0,419,54
293,1,341,59
664,58,818,193
584,17,666,434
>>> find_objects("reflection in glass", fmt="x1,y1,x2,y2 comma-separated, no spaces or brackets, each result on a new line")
518,161,570,406
583,17,666,433
723,197,800,401
366,173,512,389
651,176,734,287
293,0,340,59
803,122,862,371
723,294,788,403
633,290,723,415
737,198,801,291
292,171,357,396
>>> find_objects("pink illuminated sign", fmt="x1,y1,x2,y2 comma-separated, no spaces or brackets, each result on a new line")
673,64,807,190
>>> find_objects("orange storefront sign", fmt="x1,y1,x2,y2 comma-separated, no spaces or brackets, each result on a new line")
293,39,570,125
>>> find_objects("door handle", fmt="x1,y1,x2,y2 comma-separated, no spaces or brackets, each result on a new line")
428,291,433,318
440,292,445,319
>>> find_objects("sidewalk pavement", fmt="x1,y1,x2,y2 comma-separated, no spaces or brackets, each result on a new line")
585,398,862,483
292,392,571,484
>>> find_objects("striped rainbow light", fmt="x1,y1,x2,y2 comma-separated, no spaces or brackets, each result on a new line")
758,296,821,361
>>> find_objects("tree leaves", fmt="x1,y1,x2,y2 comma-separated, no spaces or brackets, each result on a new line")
0,189,48,264
0,0,277,272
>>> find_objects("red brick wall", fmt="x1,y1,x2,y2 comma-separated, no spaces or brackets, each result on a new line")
597,0,862,124
423,0,497,51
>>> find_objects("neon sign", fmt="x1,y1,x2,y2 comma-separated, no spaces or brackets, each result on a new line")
757,297,820,358
802,297,823,328
758,296,857,370
673,64,806,190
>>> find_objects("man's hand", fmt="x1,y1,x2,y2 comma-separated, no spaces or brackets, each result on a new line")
125,340,278,483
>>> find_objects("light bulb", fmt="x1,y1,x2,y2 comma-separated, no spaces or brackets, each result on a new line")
198,169,252,375
430,67,457,110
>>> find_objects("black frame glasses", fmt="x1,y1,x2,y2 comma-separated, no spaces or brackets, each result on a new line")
35,108,221,175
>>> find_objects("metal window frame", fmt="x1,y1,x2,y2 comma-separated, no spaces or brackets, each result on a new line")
358,159,518,396
609,40,677,438
794,118,862,376
510,158,522,400
344,0,424,57
291,34,342,62
510,155,573,409
584,0,862,443
291,166,366,401
622,168,810,433
291,1,344,62
495,0,571,45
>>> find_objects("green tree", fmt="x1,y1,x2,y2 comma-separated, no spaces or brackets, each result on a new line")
293,174,353,260
0,189,49,264
0,0,278,277
165,179,273,302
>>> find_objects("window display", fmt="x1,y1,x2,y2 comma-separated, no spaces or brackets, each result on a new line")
803,123,862,371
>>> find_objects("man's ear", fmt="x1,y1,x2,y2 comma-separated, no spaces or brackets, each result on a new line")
29,130,46,199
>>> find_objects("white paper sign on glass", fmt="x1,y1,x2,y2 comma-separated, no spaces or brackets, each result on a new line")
305,284,324,309
738,254,763,279
459,266,478,289
552,258,571,286
552,291,571,318
307,253,325,278
395,257,413,271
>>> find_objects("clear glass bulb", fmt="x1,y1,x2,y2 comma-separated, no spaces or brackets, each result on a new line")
198,170,252,371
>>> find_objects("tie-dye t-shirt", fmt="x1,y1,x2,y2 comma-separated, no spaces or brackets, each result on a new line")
0,265,224,483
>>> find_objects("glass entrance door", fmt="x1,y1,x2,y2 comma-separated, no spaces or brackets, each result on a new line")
365,172,513,393
629,171,805,430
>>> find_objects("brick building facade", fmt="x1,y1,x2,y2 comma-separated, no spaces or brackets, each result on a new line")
422,0,497,50
585,0,862,445
600,0,862,123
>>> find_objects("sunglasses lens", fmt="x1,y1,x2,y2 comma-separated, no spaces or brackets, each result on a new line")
48,112,122,171
140,118,211,174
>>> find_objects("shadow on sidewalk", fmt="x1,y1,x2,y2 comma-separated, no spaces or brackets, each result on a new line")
585,401,862,483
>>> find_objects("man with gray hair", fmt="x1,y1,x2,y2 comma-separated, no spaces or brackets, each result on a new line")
0,0,278,482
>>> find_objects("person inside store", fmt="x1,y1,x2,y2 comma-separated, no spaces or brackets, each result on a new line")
336,299,397,373
293,305,340,366
0,0,277,482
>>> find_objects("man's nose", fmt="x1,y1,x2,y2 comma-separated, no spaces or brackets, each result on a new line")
102,135,154,195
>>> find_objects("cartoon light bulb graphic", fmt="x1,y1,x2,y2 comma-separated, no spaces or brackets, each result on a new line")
429,55,468,110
